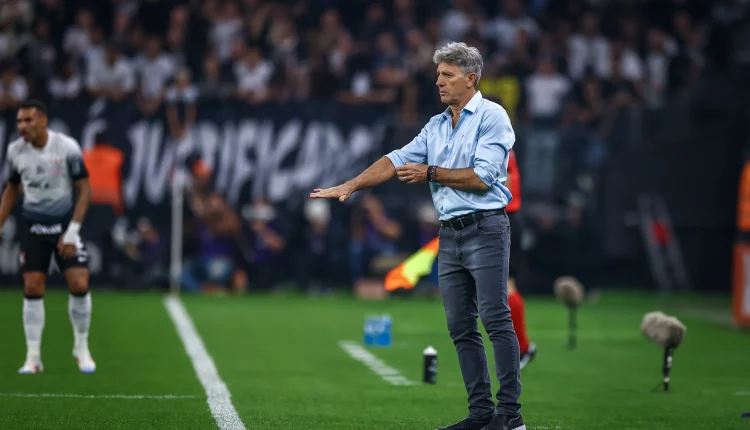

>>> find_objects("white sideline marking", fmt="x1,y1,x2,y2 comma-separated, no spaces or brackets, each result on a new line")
0,393,198,399
338,340,417,386
165,296,246,430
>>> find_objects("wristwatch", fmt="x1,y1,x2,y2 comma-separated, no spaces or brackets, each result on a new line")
428,166,437,182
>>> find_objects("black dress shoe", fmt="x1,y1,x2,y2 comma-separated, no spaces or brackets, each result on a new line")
481,414,526,430
436,416,493,430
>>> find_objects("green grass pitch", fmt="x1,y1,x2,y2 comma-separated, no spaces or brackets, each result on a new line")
0,289,748,429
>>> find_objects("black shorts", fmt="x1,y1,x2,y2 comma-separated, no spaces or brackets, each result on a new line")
508,211,525,279
19,219,89,273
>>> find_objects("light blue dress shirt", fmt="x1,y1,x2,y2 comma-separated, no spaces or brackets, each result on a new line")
385,91,515,221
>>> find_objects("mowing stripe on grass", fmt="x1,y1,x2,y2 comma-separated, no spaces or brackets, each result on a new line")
165,295,246,430
338,340,417,386
0,393,199,400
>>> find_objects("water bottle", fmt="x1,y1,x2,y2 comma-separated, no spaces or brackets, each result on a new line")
363,315,378,346
376,314,392,347
423,346,438,384
363,314,393,347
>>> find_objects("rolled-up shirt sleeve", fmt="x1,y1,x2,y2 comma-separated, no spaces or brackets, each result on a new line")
385,123,429,168
473,108,515,187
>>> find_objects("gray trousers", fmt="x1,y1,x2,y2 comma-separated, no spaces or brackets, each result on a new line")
438,211,522,418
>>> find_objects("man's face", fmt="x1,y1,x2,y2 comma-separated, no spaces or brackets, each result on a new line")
436,62,474,106
17,108,47,142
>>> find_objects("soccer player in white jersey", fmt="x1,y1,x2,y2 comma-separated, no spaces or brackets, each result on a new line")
0,100,96,374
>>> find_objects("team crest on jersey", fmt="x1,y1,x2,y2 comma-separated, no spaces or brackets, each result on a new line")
50,158,65,176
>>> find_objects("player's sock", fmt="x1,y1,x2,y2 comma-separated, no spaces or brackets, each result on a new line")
68,291,92,352
508,289,530,355
23,295,45,360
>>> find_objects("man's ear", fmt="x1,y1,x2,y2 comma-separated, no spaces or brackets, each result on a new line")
467,73,476,88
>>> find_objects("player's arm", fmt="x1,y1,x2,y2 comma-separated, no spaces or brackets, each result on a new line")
61,147,91,246
70,178,91,226
0,183,22,228
0,159,22,228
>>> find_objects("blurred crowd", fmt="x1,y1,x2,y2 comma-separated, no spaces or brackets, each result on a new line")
2,0,746,293
0,0,730,122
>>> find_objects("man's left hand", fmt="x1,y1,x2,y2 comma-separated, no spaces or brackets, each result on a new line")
57,237,77,259
396,163,428,184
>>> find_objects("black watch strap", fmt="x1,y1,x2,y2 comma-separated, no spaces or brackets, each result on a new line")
428,165,437,182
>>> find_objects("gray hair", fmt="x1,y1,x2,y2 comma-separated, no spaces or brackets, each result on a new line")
433,42,483,87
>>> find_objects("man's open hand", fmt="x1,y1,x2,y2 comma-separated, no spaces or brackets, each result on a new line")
396,163,428,184
310,182,356,202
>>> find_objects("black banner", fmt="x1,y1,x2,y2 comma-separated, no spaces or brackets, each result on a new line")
0,98,390,284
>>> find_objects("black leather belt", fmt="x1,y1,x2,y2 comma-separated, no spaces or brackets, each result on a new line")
441,208,506,230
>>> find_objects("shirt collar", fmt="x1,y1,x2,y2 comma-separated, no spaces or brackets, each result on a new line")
442,90,483,119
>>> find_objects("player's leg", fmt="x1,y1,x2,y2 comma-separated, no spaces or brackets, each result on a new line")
64,267,94,373
57,241,96,374
508,212,535,369
20,272,48,374
18,224,54,374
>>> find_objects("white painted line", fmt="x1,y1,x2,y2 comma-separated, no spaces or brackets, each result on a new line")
338,340,417,386
0,393,198,400
165,295,246,430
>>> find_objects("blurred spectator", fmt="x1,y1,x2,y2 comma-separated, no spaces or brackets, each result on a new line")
184,192,246,294
0,62,28,110
349,193,402,283
568,12,610,80
119,217,169,290
166,68,198,141
294,199,337,294
644,28,677,108
134,35,175,116
358,3,390,53
48,59,82,100
210,0,243,63
62,7,93,62
234,45,273,104
85,26,106,73
86,41,135,102
1,0,33,30
197,53,234,101
22,19,56,85
403,29,433,76
441,0,482,46
477,58,522,123
525,57,570,126
311,9,344,60
415,202,440,247
165,23,188,70
243,199,289,291
480,0,539,54
329,30,355,78
0,0,33,55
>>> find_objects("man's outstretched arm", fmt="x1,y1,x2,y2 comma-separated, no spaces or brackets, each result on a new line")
310,157,396,202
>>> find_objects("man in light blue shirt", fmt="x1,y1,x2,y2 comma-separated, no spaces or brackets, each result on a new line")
311,42,524,430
